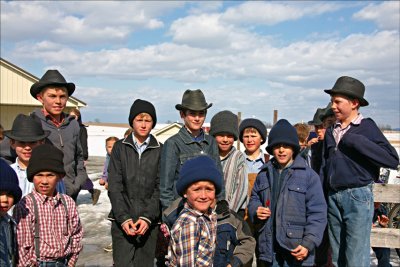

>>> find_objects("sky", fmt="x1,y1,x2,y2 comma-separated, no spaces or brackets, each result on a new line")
1,1,399,128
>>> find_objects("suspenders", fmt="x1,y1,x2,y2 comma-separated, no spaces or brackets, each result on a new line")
28,193,70,263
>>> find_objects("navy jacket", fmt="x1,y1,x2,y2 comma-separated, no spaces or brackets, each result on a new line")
248,156,327,265
324,118,399,190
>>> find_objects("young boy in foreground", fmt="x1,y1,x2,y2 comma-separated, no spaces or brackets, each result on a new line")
13,144,83,266
248,119,327,266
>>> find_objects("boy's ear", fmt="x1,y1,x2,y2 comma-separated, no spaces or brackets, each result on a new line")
9,139,16,149
36,93,44,104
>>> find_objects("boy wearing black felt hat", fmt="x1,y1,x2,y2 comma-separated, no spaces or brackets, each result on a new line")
29,70,90,202
323,76,399,266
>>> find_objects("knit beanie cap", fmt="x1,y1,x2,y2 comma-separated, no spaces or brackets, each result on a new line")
128,99,157,129
209,110,239,140
27,144,65,182
0,159,22,204
266,119,300,155
239,118,267,144
176,155,223,197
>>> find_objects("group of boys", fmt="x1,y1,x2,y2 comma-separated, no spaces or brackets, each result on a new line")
1,70,399,267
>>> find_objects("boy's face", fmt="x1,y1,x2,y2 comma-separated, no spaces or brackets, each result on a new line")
0,191,14,216
36,87,68,117
132,113,153,140
180,110,206,133
330,94,359,123
242,128,262,154
33,171,60,197
272,144,294,168
215,133,234,155
184,181,216,213
106,140,116,155
10,140,44,166
314,125,326,141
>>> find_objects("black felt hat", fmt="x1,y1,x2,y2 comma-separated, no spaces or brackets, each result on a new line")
324,76,368,106
308,108,324,126
3,114,50,142
175,89,212,111
30,70,75,99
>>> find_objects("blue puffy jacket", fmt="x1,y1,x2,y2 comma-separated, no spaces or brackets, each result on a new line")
248,156,327,266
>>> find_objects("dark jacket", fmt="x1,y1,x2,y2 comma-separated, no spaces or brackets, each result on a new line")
31,109,88,199
248,156,327,265
108,134,162,226
159,126,223,210
163,198,256,267
78,125,88,161
324,118,399,190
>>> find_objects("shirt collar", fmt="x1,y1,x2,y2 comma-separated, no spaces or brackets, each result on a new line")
133,135,150,147
41,108,65,127
334,113,363,129
33,189,62,204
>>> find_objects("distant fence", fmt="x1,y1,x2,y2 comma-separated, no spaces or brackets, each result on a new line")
370,184,400,248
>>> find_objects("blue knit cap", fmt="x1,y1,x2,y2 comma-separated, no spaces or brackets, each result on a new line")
176,155,223,197
0,159,22,204
266,119,300,155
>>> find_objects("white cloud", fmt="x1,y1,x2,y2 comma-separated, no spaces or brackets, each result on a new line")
353,2,400,30
0,1,182,43
221,2,342,25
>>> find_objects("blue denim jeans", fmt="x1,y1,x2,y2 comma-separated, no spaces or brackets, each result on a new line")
327,184,374,267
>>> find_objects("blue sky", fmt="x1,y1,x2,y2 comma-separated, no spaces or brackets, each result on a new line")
1,1,399,128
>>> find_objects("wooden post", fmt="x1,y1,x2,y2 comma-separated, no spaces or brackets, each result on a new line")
273,110,278,124
237,112,241,150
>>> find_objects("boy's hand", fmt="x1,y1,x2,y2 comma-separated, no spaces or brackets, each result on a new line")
133,219,149,236
104,182,108,190
122,220,137,236
256,206,271,220
291,245,308,261
378,215,389,228
307,137,319,146
99,178,106,186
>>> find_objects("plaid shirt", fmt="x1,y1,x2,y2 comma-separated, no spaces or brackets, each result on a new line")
41,109,65,128
13,190,83,267
167,202,217,267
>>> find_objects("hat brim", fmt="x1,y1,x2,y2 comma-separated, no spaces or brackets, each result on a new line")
30,82,75,99
175,103,213,111
3,130,51,142
324,89,369,106
307,120,322,126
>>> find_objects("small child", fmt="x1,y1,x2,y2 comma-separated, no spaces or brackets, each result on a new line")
166,155,223,266
13,144,83,266
371,203,392,267
248,119,327,266
99,136,119,189
4,114,66,197
293,123,311,166
0,159,22,267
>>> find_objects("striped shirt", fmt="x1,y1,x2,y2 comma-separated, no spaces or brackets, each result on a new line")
167,203,217,267
220,147,248,211
13,190,83,266
333,113,363,144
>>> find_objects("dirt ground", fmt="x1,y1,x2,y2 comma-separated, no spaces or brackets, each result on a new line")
76,157,400,267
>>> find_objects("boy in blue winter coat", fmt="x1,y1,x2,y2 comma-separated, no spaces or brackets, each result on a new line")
323,76,399,267
248,119,327,267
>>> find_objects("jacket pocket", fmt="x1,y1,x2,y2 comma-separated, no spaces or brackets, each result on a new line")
285,227,304,250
